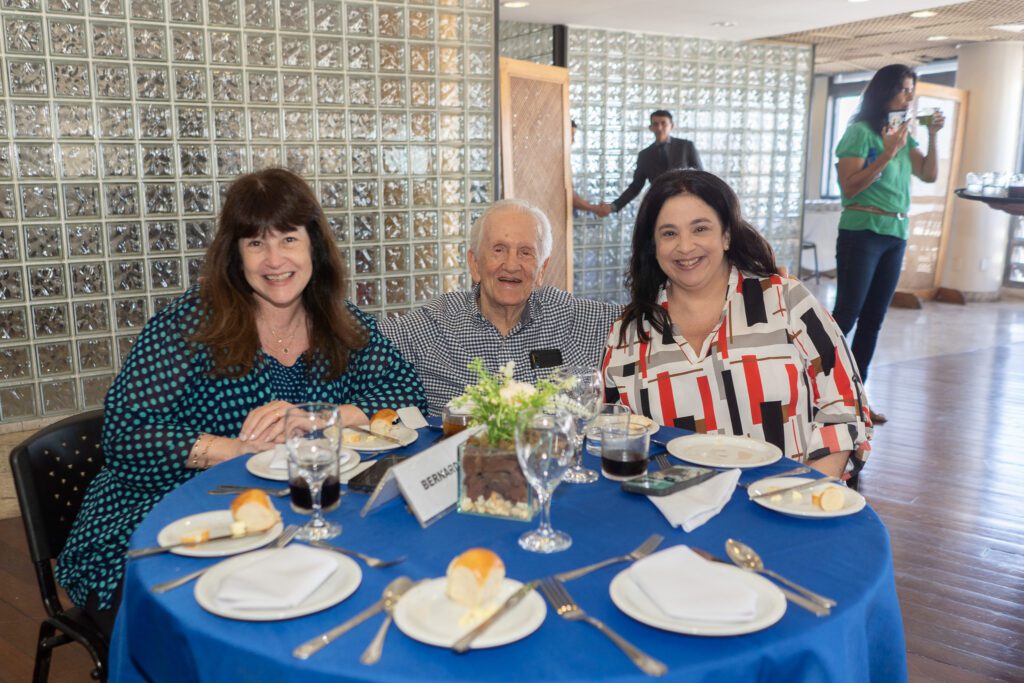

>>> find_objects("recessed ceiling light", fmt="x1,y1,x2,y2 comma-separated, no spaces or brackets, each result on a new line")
501,1,530,7
991,23,1024,33
910,10,937,18
711,21,736,27
926,35,948,41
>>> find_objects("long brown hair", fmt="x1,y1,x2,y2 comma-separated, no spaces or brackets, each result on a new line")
191,168,367,379
619,170,777,346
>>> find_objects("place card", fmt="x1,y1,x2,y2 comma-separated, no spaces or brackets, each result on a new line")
360,426,482,527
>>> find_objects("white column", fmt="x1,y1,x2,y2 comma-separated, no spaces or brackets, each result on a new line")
942,41,1024,296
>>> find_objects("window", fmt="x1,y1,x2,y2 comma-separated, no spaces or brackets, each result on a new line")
821,94,860,198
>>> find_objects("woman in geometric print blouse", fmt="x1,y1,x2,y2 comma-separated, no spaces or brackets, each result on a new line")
56,168,427,636
603,170,870,480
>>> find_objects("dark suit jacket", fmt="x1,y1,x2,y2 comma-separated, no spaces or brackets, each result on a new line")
612,137,703,211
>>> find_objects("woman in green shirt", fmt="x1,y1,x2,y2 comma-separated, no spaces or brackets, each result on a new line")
833,64,945,423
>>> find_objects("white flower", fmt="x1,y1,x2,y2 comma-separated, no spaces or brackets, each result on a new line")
500,381,536,404
500,361,516,380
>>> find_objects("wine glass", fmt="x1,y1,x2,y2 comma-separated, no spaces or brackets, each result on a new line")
515,407,576,553
285,403,343,541
560,366,602,484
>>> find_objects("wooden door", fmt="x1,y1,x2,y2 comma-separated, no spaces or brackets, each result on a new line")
896,82,968,298
498,57,573,290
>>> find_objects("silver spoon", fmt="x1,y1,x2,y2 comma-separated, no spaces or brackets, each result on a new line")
725,538,837,609
359,577,414,665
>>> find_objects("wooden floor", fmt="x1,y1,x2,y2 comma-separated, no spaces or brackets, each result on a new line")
0,343,1022,682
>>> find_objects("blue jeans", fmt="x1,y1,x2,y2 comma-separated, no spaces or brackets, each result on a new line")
832,228,906,381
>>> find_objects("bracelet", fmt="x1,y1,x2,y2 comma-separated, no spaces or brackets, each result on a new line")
190,433,213,469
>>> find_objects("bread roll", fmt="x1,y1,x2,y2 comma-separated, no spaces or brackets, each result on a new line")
812,487,845,512
230,489,281,532
370,408,400,436
446,548,505,609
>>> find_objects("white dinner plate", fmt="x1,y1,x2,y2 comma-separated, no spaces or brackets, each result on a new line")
194,547,361,621
341,425,418,452
156,510,283,558
666,434,782,469
393,577,546,649
246,445,359,482
748,476,866,518
609,566,786,636
585,414,660,439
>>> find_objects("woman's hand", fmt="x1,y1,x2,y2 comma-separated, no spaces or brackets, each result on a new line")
881,122,909,158
927,110,945,135
239,400,296,445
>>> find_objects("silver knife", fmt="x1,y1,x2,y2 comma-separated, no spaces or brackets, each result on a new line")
293,587,397,660
748,476,838,501
451,580,539,653
127,526,277,558
691,548,830,617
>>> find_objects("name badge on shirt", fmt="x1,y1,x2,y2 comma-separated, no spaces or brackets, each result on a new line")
529,348,564,369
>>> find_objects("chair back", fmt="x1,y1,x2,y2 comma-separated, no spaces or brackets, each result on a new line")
10,410,105,585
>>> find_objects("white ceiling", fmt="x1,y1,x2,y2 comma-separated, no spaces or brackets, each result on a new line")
501,0,973,42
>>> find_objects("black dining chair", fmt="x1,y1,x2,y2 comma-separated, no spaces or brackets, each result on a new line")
10,409,109,683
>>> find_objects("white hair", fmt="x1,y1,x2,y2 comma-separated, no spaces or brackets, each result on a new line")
468,199,553,263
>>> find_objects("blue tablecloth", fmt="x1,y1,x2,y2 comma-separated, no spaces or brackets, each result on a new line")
110,427,907,682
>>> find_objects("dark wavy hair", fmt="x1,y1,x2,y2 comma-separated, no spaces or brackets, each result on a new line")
618,170,777,346
191,168,367,379
853,64,917,135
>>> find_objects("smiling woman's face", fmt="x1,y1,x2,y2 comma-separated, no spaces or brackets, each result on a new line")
468,210,548,317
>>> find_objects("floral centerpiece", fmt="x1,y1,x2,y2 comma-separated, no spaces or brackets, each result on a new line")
453,359,575,521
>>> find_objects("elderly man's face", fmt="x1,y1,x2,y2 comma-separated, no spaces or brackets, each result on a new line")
468,211,549,314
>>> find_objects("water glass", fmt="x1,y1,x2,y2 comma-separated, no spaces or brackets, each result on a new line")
515,407,576,553
559,366,602,484
285,403,343,541
585,403,632,457
965,172,983,194
600,423,650,481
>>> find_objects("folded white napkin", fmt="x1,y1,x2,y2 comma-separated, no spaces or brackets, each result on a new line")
648,468,740,532
267,445,289,470
215,546,338,610
630,546,758,623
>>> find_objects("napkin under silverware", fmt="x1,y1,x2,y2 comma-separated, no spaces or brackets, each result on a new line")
647,468,740,532
215,545,338,610
630,546,758,623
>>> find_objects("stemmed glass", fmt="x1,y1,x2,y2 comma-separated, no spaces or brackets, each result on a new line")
515,406,576,553
560,366,603,484
285,403,343,541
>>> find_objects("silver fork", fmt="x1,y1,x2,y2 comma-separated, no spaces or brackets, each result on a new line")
151,524,300,593
555,534,663,582
308,539,406,568
208,484,291,498
541,578,667,677
654,453,671,470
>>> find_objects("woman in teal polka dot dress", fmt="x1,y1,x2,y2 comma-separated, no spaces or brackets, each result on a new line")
56,169,427,635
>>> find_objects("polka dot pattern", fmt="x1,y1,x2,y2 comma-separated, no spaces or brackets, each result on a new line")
55,289,426,609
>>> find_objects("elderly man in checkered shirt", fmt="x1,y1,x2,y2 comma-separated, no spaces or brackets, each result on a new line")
379,199,622,416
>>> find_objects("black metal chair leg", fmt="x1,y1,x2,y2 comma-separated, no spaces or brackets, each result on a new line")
33,621,56,683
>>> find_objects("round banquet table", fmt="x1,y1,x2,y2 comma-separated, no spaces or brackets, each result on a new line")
109,426,907,683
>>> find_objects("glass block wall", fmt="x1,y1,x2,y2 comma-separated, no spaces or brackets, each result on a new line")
0,0,495,424
498,19,551,65
567,30,811,302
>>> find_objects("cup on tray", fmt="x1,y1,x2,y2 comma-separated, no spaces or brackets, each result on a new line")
600,422,650,481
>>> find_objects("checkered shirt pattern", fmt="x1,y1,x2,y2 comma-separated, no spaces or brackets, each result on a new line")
380,285,622,415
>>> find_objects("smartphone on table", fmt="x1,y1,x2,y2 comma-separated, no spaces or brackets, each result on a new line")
347,455,404,493
621,465,716,496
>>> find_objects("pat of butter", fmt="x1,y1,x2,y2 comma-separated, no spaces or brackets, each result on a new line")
230,520,247,537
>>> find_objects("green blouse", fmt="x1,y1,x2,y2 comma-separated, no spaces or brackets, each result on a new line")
835,120,919,240
56,288,426,609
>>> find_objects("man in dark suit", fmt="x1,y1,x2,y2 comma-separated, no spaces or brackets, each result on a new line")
601,110,702,214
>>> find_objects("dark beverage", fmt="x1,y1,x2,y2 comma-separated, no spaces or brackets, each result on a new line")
442,421,468,438
289,475,341,514
601,449,648,480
